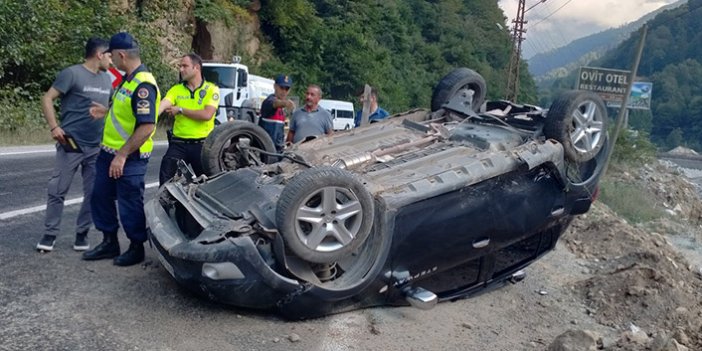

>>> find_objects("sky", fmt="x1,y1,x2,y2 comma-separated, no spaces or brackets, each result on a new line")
498,0,681,58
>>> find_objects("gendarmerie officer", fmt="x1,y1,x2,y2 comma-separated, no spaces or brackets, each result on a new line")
82,32,160,267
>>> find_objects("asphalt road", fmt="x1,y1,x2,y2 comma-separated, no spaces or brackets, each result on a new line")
0,144,165,215
0,143,612,351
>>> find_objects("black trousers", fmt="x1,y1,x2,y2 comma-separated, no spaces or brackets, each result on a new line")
159,141,204,186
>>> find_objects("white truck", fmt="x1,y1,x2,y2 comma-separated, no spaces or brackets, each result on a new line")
202,56,275,125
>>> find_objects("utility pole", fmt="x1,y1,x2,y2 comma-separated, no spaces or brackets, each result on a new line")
506,0,546,102
600,24,648,178
506,0,526,102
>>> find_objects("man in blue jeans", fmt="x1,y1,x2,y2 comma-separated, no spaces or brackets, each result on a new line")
36,37,113,252
259,74,295,153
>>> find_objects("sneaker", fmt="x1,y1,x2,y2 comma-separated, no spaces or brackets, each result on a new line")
73,231,90,251
36,235,56,252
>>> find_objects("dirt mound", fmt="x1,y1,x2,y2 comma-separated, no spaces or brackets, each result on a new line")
558,160,702,350
666,146,699,156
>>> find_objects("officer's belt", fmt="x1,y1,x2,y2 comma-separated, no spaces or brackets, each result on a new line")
170,136,206,144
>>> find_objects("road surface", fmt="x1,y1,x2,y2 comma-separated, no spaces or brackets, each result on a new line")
0,143,614,351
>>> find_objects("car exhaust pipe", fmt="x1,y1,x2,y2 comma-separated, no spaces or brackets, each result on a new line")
403,286,438,310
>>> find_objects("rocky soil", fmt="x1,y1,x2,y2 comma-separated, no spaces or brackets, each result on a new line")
546,159,702,351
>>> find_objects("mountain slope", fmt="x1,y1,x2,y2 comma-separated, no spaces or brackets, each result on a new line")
596,0,702,150
527,0,686,78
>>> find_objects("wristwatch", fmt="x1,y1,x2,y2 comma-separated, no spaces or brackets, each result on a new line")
178,107,183,114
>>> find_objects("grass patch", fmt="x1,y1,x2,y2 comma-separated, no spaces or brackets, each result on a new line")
598,179,666,224
0,126,54,146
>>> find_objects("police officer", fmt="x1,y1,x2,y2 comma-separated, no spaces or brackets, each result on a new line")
158,53,219,185
82,32,160,267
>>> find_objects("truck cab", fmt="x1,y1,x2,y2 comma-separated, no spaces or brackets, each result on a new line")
202,57,273,125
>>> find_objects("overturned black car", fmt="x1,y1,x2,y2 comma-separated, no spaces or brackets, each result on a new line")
146,68,610,319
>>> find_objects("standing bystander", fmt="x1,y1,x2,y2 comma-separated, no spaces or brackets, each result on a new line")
158,53,220,185
81,32,160,267
287,85,333,144
353,87,389,128
36,37,113,252
258,74,295,153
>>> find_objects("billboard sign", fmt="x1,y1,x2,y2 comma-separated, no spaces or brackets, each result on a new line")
606,81,653,110
577,66,631,103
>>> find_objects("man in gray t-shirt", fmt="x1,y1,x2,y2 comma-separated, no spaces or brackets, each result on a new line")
36,37,113,253
287,85,333,144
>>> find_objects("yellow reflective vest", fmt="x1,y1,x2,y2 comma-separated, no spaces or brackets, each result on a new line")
164,80,220,139
102,71,160,157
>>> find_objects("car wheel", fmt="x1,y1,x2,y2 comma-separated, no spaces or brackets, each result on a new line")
545,91,608,163
431,68,487,112
200,120,276,175
276,167,375,264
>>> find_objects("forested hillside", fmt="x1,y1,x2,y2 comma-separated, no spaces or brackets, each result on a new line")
601,0,702,150
528,0,685,78
542,0,702,151
0,0,535,138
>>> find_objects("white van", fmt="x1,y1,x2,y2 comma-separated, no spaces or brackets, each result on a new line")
318,99,355,130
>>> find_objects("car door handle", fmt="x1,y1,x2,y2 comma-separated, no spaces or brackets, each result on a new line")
472,238,490,249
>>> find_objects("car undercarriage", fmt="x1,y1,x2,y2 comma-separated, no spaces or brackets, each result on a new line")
147,68,610,318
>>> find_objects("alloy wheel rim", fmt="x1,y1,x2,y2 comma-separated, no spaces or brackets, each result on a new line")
294,186,363,252
570,100,605,154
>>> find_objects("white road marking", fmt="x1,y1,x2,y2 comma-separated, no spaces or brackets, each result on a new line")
0,141,168,157
0,181,159,221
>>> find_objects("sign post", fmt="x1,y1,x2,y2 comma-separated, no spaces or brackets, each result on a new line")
108,67,123,89
574,25,649,177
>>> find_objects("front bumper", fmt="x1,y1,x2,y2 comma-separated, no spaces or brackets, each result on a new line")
145,197,301,310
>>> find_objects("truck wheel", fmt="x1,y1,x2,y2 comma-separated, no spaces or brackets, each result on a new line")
242,108,257,123
431,68,486,112
276,167,374,264
545,91,608,163
201,121,276,175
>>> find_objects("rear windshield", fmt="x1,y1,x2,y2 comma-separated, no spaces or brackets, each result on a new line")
202,67,236,89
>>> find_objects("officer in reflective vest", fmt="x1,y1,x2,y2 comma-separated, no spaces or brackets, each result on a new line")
158,53,220,185
82,32,160,267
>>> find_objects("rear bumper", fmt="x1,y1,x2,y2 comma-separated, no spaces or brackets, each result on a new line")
145,198,300,310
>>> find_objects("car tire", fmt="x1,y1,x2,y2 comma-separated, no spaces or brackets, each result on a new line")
200,120,276,175
276,167,375,264
545,90,608,163
431,68,487,112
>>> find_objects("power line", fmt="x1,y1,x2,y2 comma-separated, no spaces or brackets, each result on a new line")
526,0,573,30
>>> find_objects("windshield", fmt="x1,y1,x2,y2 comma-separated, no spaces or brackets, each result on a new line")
203,66,236,89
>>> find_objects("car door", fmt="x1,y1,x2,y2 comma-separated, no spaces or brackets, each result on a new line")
484,167,566,280
388,179,498,293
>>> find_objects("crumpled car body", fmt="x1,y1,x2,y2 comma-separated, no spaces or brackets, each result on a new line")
146,68,609,319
